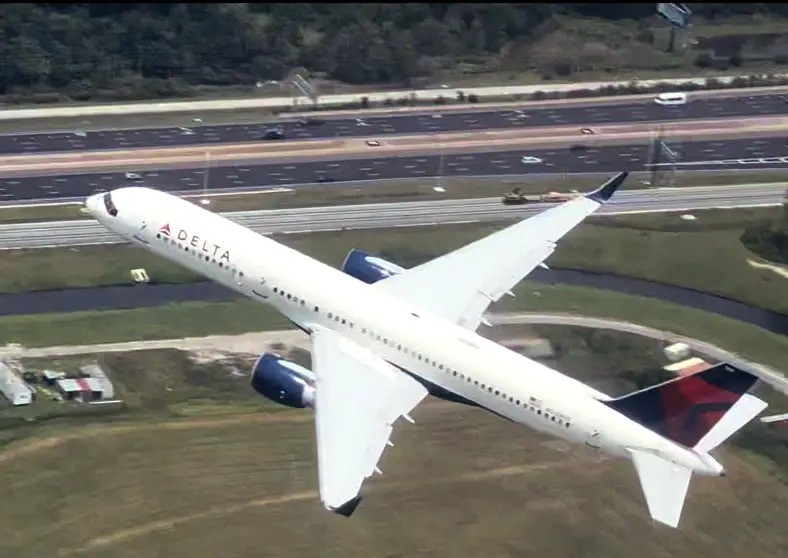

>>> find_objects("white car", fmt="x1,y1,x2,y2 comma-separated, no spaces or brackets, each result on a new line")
124,172,143,180
520,156,543,164
654,92,687,106
366,140,381,147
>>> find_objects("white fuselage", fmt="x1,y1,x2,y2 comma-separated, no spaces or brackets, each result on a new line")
86,187,719,475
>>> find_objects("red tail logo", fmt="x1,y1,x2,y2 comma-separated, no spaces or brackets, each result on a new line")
159,223,171,236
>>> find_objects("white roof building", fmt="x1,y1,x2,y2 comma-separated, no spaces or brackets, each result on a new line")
0,361,34,406
81,363,114,399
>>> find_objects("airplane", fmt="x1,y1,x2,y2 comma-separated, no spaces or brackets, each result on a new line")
85,171,768,528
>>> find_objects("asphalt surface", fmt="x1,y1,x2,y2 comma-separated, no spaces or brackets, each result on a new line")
2,136,787,203
1,269,784,337
0,93,785,155
1,184,784,250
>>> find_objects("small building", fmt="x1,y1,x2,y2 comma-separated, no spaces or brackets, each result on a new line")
56,377,104,403
663,342,691,362
80,363,114,399
0,361,34,406
42,370,66,385
664,357,712,377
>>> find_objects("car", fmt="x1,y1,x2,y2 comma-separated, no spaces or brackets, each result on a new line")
654,92,687,106
262,128,285,140
124,172,142,180
366,140,381,147
520,156,542,164
316,175,335,183
569,144,588,153
298,117,325,126
580,128,596,135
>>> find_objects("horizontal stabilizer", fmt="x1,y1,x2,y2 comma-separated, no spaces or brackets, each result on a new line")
630,449,692,528
604,362,759,448
693,393,767,453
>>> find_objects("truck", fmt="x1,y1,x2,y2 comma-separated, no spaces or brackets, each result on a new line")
501,188,577,205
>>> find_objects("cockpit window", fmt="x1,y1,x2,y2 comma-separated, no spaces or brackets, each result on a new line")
103,192,118,216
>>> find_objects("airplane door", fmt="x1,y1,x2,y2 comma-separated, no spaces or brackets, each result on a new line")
252,277,268,299
585,430,603,451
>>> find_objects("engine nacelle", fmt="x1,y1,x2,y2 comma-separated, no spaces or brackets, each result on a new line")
250,353,316,409
341,249,406,284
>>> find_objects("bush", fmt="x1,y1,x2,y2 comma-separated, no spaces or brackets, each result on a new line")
694,53,713,68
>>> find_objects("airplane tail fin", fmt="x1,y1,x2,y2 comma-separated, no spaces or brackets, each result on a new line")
604,362,763,448
611,363,767,528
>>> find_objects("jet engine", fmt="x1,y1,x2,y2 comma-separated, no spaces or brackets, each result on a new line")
341,249,406,284
250,353,315,408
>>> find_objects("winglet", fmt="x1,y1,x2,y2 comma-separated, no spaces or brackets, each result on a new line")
329,496,363,518
585,171,629,204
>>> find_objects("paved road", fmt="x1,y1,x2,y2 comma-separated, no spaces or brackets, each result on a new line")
2,136,787,203
1,93,785,155
1,183,784,250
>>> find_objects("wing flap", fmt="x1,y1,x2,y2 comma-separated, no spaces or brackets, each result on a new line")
312,328,428,514
374,172,629,330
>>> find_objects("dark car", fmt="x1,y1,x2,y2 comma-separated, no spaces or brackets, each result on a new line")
262,128,285,140
569,143,588,152
316,175,335,183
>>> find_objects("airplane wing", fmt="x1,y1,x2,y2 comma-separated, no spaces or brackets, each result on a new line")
310,327,429,516
373,172,629,330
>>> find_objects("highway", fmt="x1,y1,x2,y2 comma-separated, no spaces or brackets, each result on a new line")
1,183,784,250
0,93,785,155
2,136,787,203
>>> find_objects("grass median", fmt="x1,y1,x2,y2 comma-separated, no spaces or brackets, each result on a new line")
1,206,785,316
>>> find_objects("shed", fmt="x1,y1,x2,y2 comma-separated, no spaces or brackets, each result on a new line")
42,370,66,384
663,342,691,362
0,361,34,406
81,363,114,399
56,377,104,402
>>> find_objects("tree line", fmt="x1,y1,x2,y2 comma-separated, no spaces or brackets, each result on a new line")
1,3,786,101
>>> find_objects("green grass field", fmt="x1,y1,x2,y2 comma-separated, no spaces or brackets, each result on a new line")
2,206,785,315
2,282,787,374
0,329,785,558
